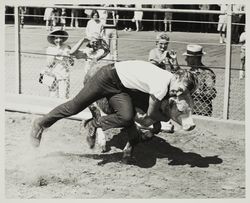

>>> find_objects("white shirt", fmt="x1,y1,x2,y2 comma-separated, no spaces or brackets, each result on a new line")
85,19,103,39
115,60,173,100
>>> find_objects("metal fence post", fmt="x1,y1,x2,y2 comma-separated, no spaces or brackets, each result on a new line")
223,5,232,119
14,5,21,94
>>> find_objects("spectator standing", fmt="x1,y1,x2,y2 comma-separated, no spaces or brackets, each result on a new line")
85,10,104,40
98,4,108,25
53,8,61,27
199,4,210,33
217,4,228,43
133,4,143,31
238,5,245,36
44,7,55,31
152,4,164,32
41,30,74,99
102,4,119,61
19,7,26,29
232,4,245,43
163,4,173,32
70,8,80,28
239,30,245,79
183,44,217,116
60,8,67,30
120,4,134,31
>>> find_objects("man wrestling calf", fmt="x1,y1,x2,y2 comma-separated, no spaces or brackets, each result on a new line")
30,60,198,162
85,62,197,156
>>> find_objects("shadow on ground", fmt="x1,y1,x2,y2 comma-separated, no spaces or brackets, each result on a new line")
49,130,223,169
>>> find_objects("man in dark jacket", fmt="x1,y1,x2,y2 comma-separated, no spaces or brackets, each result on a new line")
183,44,217,116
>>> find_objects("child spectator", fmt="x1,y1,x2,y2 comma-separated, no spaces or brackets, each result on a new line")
148,32,180,133
148,32,179,72
40,30,74,99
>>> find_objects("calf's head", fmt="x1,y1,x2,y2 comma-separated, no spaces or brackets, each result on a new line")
164,69,198,131
161,91,195,131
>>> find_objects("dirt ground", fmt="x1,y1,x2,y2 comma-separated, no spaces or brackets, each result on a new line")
5,111,245,199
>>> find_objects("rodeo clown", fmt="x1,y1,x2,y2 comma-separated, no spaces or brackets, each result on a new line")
31,48,199,161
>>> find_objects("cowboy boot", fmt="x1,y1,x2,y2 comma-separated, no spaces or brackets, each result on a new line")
83,118,101,149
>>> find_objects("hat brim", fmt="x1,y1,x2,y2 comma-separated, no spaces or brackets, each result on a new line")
47,30,69,45
182,51,206,56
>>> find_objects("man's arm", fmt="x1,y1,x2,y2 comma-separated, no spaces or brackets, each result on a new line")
69,37,88,55
147,95,169,122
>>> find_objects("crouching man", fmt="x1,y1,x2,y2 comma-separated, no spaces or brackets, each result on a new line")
30,60,198,161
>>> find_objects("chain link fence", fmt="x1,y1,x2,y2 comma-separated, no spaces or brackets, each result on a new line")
5,51,245,122
4,5,245,121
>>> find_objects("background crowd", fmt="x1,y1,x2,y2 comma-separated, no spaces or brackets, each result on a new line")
6,4,245,43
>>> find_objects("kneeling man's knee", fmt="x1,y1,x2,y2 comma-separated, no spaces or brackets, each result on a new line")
117,113,134,127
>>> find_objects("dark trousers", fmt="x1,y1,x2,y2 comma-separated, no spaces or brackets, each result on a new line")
40,64,135,131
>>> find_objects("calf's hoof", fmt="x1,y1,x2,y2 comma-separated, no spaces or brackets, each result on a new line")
122,145,135,164
83,119,97,149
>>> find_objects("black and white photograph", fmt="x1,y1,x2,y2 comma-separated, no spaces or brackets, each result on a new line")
2,0,248,200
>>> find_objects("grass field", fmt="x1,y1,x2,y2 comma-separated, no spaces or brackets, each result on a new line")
5,24,245,120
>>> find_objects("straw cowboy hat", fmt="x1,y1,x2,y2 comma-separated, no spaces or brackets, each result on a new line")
183,44,206,56
47,29,69,45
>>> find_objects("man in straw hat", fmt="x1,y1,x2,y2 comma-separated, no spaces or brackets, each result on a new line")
183,44,217,116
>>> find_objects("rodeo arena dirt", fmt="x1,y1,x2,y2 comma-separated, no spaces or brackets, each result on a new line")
3,2,247,200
